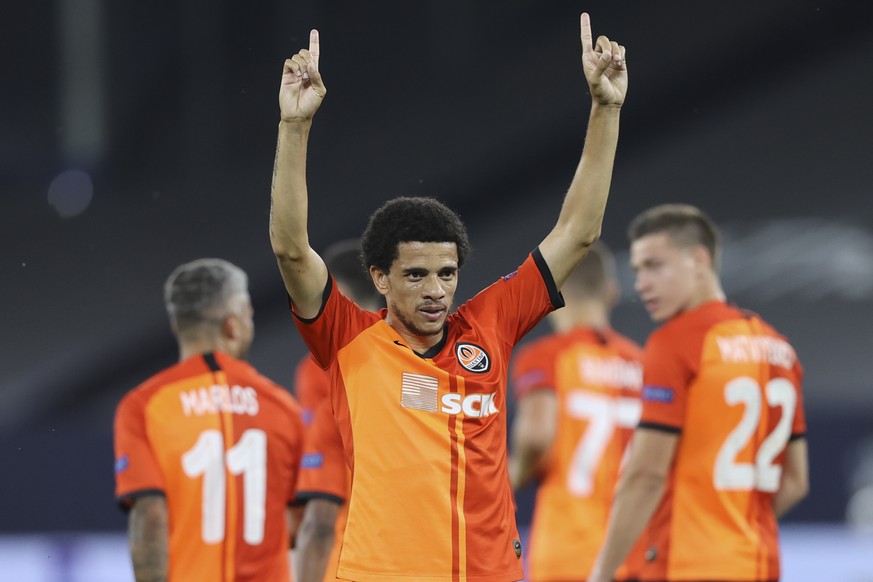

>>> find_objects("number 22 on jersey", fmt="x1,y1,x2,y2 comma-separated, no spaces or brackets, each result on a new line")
714,377,797,492
182,428,267,545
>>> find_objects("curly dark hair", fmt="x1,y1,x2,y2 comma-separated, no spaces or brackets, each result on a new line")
361,196,471,273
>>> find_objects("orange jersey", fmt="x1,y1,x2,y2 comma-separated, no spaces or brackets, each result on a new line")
293,250,563,582
636,301,806,581
295,355,350,582
512,327,646,581
114,351,304,582
296,354,331,418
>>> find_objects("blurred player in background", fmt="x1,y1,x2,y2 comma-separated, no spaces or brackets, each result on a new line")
114,258,304,582
294,240,382,582
590,205,809,582
509,241,646,581
270,13,627,581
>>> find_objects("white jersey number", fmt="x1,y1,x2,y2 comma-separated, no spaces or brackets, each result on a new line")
713,377,797,492
182,428,268,544
565,391,640,496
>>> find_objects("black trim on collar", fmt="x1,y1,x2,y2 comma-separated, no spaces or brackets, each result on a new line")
637,422,682,435
532,247,565,309
294,491,345,506
418,328,449,359
789,432,806,442
291,275,334,324
116,489,166,513
202,351,221,372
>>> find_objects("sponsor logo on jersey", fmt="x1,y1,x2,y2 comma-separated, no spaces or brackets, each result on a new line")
502,270,518,281
115,454,129,474
301,453,324,469
302,408,315,425
642,385,675,403
455,342,491,373
400,373,439,412
440,392,499,418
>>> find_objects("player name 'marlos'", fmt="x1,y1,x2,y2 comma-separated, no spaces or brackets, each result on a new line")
715,334,796,369
578,356,643,389
179,385,260,416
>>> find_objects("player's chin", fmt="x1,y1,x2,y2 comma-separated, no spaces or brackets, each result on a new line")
649,305,676,323
416,313,447,335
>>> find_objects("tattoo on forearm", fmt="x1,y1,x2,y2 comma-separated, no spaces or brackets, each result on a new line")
129,497,168,582
269,138,281,234
271,138,281,192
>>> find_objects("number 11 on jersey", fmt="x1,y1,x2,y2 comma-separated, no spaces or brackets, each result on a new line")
182,428,268,545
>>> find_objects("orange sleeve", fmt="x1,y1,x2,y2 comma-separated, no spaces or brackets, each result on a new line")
638,327,696,432
510,339,557,400
113,391,165,508
458,249,564,347
286,399,306,506
790,359,807,438
295,356,330,424
292,276,380,370
296,398,347,503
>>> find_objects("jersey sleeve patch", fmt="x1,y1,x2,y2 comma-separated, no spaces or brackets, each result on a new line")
641,385,676,404
301,452,325,469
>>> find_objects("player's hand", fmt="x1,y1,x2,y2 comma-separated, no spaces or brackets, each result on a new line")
580,13,627,107
279,29,326,122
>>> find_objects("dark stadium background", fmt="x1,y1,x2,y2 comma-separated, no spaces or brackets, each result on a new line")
3,0,872,570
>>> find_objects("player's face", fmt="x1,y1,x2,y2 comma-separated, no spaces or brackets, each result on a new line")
376,241,458,343
630,233,699,322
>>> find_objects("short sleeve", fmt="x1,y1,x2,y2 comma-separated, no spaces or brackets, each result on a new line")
113,392,165,509
638,330,694,433
460,249,564,348
510,339,557,400
296,398,348,503
295,356,331,423
292,275,379,370
285,401,306,506
790,359,807,439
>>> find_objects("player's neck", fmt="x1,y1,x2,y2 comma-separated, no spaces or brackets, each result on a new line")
550,301,610,333
178,337,237,362
392,325,446,355
685,277,726,313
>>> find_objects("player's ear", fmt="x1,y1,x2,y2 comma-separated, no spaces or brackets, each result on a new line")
369,266,390,296
222,313,240,340
691,245,712,273
604,278,620,308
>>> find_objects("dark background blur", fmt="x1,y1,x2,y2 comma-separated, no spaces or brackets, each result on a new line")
3,0,872,533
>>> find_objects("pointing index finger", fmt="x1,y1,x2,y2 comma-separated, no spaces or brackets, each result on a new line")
309,29,320,69
580,12,593,55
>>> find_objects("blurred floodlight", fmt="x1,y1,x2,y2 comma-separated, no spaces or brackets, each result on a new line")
48,170,94,218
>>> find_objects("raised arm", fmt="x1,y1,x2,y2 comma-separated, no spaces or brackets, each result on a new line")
539,13,627,289
270,29,330,318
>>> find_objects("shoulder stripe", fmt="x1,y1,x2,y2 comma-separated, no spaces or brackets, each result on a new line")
532,247,565,309
291,275,334,324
